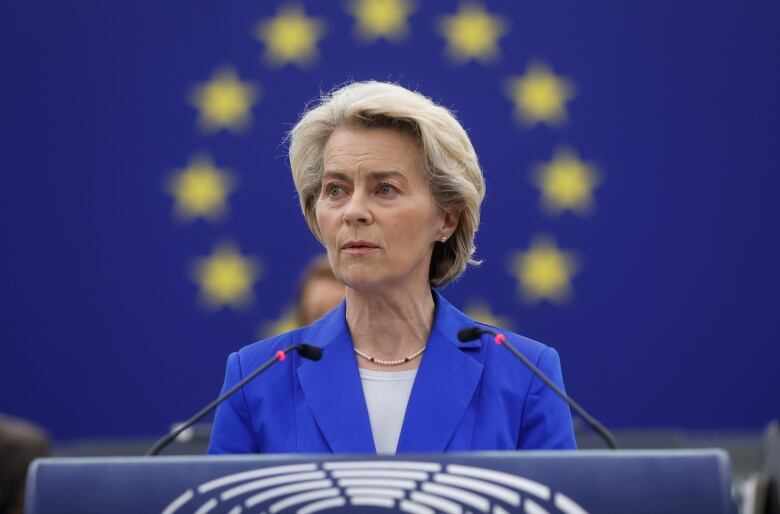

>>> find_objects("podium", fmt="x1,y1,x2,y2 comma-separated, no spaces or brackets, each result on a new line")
26,450,734,514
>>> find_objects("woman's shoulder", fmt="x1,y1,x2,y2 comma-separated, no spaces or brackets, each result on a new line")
472,320,556,364
231,326,311,370
228,302,345,372
471,321,569,405
435,291,556,363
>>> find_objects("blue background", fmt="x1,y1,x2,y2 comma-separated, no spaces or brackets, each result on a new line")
1,0,778,441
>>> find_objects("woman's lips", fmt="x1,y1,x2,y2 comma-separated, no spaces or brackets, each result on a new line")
342,245,379,254
341,241,380,254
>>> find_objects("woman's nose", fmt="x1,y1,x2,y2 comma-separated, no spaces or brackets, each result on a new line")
343,190,372,225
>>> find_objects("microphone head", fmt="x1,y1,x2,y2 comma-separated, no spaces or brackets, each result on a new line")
457,327,485,342
297,344,323,361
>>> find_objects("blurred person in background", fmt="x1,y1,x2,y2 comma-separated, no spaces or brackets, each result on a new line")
0,414,50,514
209,81,576,455
295,254,345,327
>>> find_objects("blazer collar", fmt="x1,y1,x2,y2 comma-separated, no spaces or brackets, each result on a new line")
296,290,483,453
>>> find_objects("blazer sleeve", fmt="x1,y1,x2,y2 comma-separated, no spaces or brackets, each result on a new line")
517,347,577,450
207,352,260,454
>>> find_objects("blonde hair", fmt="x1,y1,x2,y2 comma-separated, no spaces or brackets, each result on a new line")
288,81,485,287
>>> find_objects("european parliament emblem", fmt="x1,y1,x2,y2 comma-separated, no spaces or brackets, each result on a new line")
162,460,588,514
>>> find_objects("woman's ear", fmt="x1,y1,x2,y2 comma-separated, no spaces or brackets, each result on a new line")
440,209,459,239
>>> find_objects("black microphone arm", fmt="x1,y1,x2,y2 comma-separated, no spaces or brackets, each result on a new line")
146,343,323,456
458,327,619,450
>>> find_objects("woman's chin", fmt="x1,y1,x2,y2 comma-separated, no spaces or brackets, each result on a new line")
341,276,382,292
337,267,387,292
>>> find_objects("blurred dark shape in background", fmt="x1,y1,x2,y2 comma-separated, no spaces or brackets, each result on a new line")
0,414,50,514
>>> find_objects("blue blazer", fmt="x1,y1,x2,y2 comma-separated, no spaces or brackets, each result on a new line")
208,291,576,454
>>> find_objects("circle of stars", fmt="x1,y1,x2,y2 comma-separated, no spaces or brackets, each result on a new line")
164,0,605,331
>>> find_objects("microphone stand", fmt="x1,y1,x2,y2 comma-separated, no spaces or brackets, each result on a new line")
461,327,618,450
146,344,322,456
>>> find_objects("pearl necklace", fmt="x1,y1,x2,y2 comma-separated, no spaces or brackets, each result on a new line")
353,345,426,366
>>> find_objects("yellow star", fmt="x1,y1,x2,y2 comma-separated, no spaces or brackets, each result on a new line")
532,148,601,216
259,307,299,338
189,67,259,133
437,2,509,64
254,6,326,67
191,243,261,310
509,236,579,304
166,155,235,222
347,0,415,42
463,300,514,330
505,61,575,127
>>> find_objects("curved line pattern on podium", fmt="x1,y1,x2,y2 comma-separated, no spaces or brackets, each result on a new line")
161,460,588,514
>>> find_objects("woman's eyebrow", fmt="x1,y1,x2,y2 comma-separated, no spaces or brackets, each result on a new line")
366,171,408,183
322,170,408,183
322,171,350,182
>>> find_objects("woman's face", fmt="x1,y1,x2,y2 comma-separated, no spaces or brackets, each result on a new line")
316,126,455,293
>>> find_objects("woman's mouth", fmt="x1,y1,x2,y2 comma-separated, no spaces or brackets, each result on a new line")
342,241,380,254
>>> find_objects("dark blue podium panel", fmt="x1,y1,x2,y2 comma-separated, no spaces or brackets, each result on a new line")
26,450,733,514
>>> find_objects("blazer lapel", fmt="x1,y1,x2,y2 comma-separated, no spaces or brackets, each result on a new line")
396,292,483,453
297,303,376,453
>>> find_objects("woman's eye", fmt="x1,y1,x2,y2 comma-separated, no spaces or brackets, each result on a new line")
377,184,396,195
326,184,344,197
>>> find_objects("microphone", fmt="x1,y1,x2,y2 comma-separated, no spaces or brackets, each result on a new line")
458,327,619,450
457,326,483,343
296,343,324,361
146,343,323,456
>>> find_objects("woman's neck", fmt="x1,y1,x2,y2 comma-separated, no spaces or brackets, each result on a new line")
345,284,435,370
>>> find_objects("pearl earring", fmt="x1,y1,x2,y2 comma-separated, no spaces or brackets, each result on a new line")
440,236,447,243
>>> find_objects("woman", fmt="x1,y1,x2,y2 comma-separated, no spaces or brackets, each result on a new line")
208,81,576,454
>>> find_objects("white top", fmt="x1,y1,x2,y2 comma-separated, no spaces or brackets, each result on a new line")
358,368,418,455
